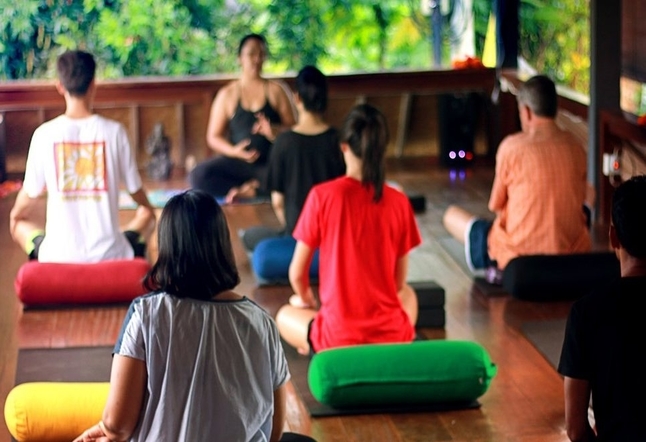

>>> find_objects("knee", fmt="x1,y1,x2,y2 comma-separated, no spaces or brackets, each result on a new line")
275,304,291,331
187,163,206,189
442,205,459,228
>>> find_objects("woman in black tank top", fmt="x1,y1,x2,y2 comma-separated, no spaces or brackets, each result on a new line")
189,34,295,200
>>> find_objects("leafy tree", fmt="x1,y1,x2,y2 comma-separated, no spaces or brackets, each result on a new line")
0,0,591,95
519,0,589,94
0,0,104,79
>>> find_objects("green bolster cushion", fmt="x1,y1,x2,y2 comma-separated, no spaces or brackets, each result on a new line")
308,340,497,408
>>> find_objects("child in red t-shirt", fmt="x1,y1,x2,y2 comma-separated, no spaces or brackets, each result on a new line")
276,104,421,355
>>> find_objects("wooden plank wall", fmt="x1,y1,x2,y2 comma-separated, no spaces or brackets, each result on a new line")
0,69,497,176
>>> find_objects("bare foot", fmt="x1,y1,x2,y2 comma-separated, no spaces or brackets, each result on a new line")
225,180,259,204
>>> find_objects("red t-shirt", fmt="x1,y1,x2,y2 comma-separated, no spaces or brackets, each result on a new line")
293,176,421,351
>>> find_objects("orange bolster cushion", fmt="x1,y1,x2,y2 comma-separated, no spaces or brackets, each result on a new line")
4,382,109,442
14,259,151,306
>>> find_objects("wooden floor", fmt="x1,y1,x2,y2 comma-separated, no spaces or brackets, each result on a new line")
0,159,609,442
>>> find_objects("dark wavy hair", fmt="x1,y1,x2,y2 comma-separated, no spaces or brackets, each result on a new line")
517,75,558,118
340,104,388,202
611,175,646,259
296,65,328,113
56,50,96,97
144,190,240,300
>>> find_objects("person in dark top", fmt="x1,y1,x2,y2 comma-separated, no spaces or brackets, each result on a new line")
242,65,345,251
188,34,295,201
558,174,646,442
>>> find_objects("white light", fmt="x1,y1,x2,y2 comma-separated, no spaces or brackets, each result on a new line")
449,151,456,159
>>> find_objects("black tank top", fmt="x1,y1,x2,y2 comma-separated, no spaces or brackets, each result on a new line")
229,81,282,164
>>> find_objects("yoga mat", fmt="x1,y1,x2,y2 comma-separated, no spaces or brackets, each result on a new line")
119,189,270,209
282,342,480,417
520,318,567,370
15,343,480,418
15,346,113,385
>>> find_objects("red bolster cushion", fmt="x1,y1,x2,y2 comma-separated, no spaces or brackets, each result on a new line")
14,259,151,306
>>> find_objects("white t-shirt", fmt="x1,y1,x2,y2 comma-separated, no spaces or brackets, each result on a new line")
115,293,290,442
22,114,142,262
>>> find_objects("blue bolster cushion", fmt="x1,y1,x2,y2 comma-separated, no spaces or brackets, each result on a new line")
251,237,319,285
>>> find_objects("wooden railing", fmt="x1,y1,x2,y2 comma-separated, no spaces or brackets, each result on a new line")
598,110,646,221
0,68,497,177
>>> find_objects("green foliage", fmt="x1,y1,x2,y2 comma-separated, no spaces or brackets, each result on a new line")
0,0,591,95
518,0,590,94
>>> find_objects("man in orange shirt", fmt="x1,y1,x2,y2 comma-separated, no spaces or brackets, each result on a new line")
443,75,591,280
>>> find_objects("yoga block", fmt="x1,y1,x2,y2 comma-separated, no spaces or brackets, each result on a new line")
407,193,427,213
14,258,151,307
4,382,109,442
308,340,497,409
417,308,446,328
502,252,620,301
411,281,446,328
410,281,445,308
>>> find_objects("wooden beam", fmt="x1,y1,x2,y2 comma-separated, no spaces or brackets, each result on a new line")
395,93,412,158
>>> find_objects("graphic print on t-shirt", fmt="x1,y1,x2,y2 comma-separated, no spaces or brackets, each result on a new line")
55,141,107,193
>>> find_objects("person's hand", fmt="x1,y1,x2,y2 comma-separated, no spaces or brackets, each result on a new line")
231,139,259,163
252,112,275,141
72,423,111,442
289,291,316,309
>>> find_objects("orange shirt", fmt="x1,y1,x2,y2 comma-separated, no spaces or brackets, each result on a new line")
487,123,591,269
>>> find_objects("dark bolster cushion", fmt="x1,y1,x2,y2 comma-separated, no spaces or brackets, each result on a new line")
14,259,151,306
502,252,620,301
251,236,319,285
308,340,497,408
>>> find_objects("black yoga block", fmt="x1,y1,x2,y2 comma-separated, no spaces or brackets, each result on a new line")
407,194,427,213
410,281,445,307
416,308,446,328
411,281,446,328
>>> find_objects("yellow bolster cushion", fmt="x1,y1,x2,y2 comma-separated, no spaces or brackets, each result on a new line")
4,382,109,442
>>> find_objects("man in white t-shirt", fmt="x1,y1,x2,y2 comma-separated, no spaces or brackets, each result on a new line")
9,50,155,263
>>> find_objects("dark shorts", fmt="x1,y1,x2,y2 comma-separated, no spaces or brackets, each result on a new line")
123,230,147,258
306,319,316,357
29,231,146,261
465,218,495,272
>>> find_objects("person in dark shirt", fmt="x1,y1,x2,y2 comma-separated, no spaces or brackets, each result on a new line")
558,174,646,441
189,34,295,201
241,65,345,251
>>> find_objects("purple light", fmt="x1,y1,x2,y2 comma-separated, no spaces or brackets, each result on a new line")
449,151,456,160
458,150,465,158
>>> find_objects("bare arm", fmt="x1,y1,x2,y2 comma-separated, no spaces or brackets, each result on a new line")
394,254,409,292
564,377,597,442
73,355,147,442
288,241,317,307
130,188,155,215
272,81,296,129
270,384,287,442
9,190,41,238
271,191,286,227
102,355,148,440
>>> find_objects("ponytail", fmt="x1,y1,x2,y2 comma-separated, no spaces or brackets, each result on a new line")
341,104,388,202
